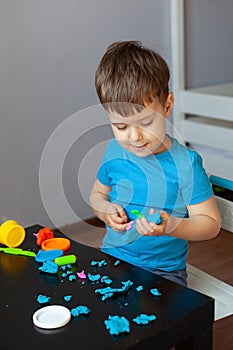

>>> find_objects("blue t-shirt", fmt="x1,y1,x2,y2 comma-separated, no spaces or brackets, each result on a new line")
97,137,213,272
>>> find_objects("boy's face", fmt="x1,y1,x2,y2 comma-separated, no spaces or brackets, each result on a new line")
108,93,174,157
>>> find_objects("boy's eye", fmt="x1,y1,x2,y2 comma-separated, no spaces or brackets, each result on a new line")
140,119,153,127
115,125,127,131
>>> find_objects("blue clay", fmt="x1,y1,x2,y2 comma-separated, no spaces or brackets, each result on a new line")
91,259,107,267
104,315,130,335
133,314,156,325
71,305,91,317
38,260,58,274
88,273,101,282
101,276,112,285
64,295,72,302
95,280,133,300
37,294,51,304
35,249,63,263
136,285,143,292
68,274,76,282
150,288,162,296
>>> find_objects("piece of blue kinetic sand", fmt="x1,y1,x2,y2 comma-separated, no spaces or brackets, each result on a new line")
147,212,162,224
38,260,58,274
37,294,51,304
68,274,77,282
133,314,156,325
87,273,101,282
136,285,143,292
91,259,107,267
104,315,130,335
114,260,120,266
35,249,63,262
71,305,91,317
102,292,114,301
101,275,112,285
95,280,133,300
64,295,72,302
150,288,162,296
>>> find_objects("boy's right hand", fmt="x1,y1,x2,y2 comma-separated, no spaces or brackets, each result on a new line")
100,203,128,232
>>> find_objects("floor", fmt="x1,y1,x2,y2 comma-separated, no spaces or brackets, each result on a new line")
63,220,233,350
187,228,233,350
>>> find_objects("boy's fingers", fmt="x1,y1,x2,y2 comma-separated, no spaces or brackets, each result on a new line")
114,205,127,222
109,220,128,232
149,208,155,215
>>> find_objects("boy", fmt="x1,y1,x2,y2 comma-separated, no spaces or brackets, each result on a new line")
89,41,221,286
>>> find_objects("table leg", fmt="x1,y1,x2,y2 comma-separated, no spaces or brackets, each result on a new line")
176,325,213,350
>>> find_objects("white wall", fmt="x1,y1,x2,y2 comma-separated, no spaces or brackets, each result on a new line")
1,0,232,231
185,0,233,87
0,0,170,228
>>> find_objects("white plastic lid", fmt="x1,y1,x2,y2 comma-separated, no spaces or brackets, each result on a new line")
33,305,71,329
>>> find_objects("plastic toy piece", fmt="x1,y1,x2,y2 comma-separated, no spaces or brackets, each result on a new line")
0,220,26,248
77,270,87,279
36,227,54,246
0,247,36,257
41,237,71,251
104,315,130,335
133,314,156,325
54,254,76,266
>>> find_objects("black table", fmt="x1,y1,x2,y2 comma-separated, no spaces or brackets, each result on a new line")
0,225,214,350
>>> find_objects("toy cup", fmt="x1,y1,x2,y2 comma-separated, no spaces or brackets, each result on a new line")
0,220,26,247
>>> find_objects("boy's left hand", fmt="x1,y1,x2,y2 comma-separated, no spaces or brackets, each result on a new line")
135,210,180,236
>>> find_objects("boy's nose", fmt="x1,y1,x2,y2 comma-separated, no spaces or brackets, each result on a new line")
129,126,143,142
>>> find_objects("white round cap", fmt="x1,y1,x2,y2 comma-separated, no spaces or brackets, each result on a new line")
33,305,71,329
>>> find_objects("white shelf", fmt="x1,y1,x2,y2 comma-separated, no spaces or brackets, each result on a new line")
189,82,233,97
170,0,233,181
182,82,233,121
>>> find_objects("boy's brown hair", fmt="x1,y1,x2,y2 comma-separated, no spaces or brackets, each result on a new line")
95,40,170,115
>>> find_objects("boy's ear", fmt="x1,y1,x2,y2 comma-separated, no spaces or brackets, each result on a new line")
164,92,174,117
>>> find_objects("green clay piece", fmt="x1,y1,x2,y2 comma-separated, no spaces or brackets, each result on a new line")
54,254,76,266
0,247,36,257
131,209,144,219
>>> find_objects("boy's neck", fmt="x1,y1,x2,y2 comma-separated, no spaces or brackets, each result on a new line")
152,134,173,155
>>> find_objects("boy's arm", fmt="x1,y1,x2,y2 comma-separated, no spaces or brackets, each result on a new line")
167,196,221,240
89,179,128,232
136,196,221,241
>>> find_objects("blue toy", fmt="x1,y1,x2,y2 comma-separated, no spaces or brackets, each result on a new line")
123,210,162,244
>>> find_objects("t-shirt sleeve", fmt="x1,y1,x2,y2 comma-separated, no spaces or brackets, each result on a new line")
182,151,213,205
96,142,113,187
97,159,111,186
